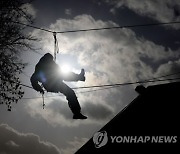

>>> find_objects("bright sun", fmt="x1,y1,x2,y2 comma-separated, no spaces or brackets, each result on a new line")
61,64,71,74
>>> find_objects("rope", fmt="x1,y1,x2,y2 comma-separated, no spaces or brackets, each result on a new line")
42,94,45,109
56,21,180,34
11,20,180,60
11,21,54,33
53,32,59,61
18,70,180,91
11,21,180,34
71,77,180,90
18,70,180,101
21,77,180,100
19,77,180,91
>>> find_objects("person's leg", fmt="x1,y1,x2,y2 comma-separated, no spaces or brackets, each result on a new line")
58,82,87,119
62,69,85,82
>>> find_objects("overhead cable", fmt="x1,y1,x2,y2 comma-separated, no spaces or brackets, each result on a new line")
12,21,180,34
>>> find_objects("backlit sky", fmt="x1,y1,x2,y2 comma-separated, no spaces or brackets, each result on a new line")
1,0,180,153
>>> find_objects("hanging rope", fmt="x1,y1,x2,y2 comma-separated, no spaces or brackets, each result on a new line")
42,93,45,109
53,32,59,61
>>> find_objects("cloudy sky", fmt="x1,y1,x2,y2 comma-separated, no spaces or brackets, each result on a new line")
1,0,180,153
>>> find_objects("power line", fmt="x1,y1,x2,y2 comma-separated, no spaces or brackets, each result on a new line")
12,21,180,34
71,77,180,90
71,71,180,90
19,70,180,91
19,83,33,89
22,86,120,100
57,21,180,34
20,77,180,91
19,69,180,100
21,72,31,78
20,77,180,100
12,21,54,33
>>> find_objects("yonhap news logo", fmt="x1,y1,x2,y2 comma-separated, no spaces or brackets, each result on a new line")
93,131,178,148
93,131,108,148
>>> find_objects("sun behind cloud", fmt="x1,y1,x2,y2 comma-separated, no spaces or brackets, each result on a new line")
61,64,72,74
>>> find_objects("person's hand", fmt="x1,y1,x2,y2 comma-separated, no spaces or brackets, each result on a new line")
40,89,44,95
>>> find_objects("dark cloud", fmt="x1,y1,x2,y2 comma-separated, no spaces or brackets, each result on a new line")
83,101,113,120
47,98,73,119
103,0,180,29
0,124,61,154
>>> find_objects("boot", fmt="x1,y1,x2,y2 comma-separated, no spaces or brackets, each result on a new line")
79,69,85,81
73,113,87,119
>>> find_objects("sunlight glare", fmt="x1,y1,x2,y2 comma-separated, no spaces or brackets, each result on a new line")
61,64,71,74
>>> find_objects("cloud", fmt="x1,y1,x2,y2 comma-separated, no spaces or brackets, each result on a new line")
61,137,88,154
29,14,180,127
41,14,180,80
155,59,180,78
104,0,180,29
83,102,113,120
25,94,113,127
24,97,75,127
0,123,61,154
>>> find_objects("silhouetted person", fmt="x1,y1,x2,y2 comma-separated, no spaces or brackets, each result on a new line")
30,53,87,119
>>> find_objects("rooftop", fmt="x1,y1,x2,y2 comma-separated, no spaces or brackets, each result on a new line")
76,82,180,153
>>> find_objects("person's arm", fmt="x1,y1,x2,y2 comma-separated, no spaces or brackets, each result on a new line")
30,66,44,94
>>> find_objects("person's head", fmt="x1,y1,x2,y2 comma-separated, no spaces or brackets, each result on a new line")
42,53,53,62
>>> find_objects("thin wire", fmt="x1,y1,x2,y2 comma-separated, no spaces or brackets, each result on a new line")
56,21,180,34
11,21,54,33
19,70,180,90
21,77,180,100
22,86,117,100
12,21,180,34
2,70,177,102
19,83,33,89
19,77,180,90
71,77,180,90
21,72,31,78
73,71,180,89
